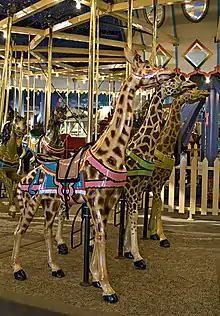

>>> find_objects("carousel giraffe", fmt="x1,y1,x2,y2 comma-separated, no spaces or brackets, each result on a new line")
123,75,197,269
148,89,210,246
12,47,174,303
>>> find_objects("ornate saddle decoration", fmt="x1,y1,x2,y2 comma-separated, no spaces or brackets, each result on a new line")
41,136,65,156
126,149,155,177
154,148,175,170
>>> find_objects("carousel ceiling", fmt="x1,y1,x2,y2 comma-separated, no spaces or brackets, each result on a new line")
0,0,218,79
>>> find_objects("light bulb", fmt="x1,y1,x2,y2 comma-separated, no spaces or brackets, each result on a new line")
205,76,210,83
3,30,6,39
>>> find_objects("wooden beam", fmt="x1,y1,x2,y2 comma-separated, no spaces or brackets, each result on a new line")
11,26,44,36
0,0,66,29
111,0,185,12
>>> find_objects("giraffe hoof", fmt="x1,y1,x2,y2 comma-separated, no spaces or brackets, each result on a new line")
124,252,134,259
133,259,146,270
58,243,69,255
160,239,170,248
52,269,65,278
89,245,94,253
103,293,118,303
92,281,102,289
150,234,160,240
14,269,27,281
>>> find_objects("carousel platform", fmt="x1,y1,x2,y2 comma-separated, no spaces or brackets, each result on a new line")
0,200,219,316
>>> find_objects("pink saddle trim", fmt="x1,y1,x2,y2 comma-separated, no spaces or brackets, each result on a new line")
86,151,126,182
42,137,64,155
85,180,126,188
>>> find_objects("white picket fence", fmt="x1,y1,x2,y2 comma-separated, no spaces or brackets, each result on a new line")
161,155,220,217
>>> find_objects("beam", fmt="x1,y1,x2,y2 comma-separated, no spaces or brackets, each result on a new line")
0,0,66,29
111,0,185,12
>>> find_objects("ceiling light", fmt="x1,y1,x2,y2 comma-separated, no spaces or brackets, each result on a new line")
76,1,81,9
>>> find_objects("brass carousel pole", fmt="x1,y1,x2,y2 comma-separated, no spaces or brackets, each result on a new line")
94,9,100,141
4,44,13,123
46,27,53,126
126,0,133,77
26,35,31,135
87,0,97,143
14,49,17,111
33,76,36,119
150,0,158,67
18,51,24,115
0,16,13,128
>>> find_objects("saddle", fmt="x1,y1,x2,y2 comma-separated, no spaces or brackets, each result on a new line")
56,148,83,182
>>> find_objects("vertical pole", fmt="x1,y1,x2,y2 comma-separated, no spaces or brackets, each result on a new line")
67,76,69,107
14,50,17,111
142,188,150,239
78,83,80,136
4,44,13,123
95,10,100,141
0,16,13,129
27,36,31,135
33,76,36,121
46,27,53,127
87,0,97,143
207,83,218,165
201,109,206,160
18,51,24,115
150,0,158,67
80,203,91,286
126,0,133,77
117,191,126,258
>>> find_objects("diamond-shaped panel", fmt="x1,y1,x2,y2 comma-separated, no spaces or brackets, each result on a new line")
156,44,172,68
183,39,213,69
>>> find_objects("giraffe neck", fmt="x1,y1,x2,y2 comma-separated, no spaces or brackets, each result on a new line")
91,76,138,171
156,96,188,155
6,129,17,157
45,119,62,148
128,87,166,161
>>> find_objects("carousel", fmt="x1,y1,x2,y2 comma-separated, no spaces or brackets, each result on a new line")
0,0,219,314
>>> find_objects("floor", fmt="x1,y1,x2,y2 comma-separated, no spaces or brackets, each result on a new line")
0,199,219,316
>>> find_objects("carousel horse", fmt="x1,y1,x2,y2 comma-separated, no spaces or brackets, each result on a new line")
123,75,197,269
11,46,174,303
18,105,69,255
147,89,209,247
0,112,27,216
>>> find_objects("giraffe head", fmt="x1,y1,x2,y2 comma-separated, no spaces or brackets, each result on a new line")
158,74,197,97
124,46,175,89
53,104,67,123
12,112,27,137
180,89,209,104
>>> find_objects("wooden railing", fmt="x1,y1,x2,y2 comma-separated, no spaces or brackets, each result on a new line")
161,155,220,217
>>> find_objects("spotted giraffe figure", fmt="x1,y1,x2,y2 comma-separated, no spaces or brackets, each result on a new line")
148,89,210,247
12,47,174,303
123,75,197,269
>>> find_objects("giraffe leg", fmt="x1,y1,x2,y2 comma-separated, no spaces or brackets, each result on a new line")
148,195,160,240
0,170,16,217
87,189,119,303
124,183,146,270
55,203,68,255
155,196,170,248
12,192,40,280
42,199,65,277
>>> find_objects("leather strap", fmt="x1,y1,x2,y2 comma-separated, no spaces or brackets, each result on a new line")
154,148,175,170
126,149,155,177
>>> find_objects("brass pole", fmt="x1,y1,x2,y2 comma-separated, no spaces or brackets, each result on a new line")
77,81,80,136
0,16,13,129
108,77,111,106
14,49,17,111
150,0,158,67
94,9,100,141
4,44,13,123
66,76,69,134
87,0,97,143
33,76,36,118
18,51,24,114
46,27,53,126
126,0,133,77
26,35,31,134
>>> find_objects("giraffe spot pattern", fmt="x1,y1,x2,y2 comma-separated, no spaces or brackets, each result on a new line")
113,147,122,158
111,130,115,138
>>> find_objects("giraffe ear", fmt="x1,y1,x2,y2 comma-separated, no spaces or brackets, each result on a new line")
124,45,135,64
